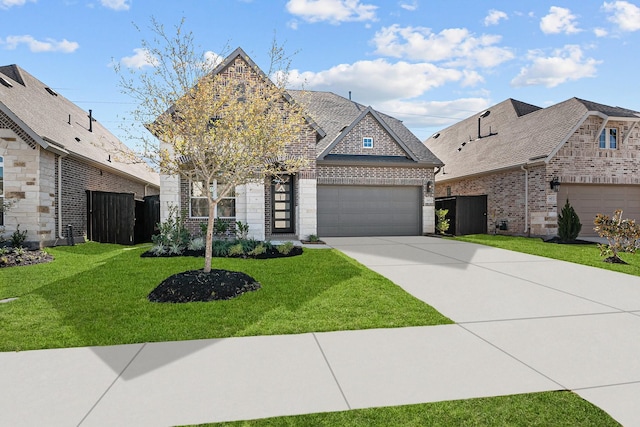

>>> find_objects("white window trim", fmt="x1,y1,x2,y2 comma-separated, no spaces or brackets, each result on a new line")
189,179,236,219
599,127,618,149
363,137,374,149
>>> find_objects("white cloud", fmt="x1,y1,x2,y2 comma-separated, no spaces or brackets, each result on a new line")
285,0,377,24
100,0,130,11
484,9,508,26
0,0,35,9
594,27,608,37
372,25,514,69
1,35,79,53
511,45,600,88
119,48,157,69
287,59,483,105
399,0,418,11
603,1,640,32
540,6,581,34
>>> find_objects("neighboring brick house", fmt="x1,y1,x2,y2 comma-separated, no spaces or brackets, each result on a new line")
160,48,442,239
0,65,160,247
425,97,640,237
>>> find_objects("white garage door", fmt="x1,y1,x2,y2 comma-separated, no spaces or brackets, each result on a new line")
317,185,422,237
558,184,640,237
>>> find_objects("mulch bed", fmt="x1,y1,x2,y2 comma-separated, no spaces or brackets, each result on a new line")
543,237,597,245
0,249,54,268
148,269,261,303
140,246,303,259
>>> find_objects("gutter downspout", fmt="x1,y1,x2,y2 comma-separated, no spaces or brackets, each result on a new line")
521,165,529,236
58,155,64,239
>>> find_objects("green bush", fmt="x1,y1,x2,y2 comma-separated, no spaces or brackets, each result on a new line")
558,198,582,242
152,204,190,254
10,225,28,248
188,237,205,251
435,209,450,235
248,243,267,256
227,243,246,256
277,241,295,255
235,221,249,240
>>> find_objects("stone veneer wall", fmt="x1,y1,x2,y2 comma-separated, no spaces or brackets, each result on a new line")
0,129,54,246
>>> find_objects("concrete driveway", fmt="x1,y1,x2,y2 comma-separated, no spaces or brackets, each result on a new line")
324,236,640,426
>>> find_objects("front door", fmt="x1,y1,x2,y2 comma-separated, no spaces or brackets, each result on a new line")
271,174,295,234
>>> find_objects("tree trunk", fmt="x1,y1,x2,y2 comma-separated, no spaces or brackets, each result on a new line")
204,199,216,273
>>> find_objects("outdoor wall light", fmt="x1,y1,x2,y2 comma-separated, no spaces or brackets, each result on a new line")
550,177,561,192
426,180,433,193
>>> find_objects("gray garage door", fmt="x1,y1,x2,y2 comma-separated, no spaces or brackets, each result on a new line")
317,185,421,237
558,184,640,237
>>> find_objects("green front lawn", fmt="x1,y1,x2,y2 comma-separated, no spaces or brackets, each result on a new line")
195,391,619,427
0,242,452,351
453,234,640,276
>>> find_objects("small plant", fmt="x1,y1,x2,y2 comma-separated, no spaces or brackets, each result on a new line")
594,209,640,263
0,247,9,255
10,225,28,248
435,209,450,235
211,240,230,257
151,204,190,254
214,220,229,238
307,234,320,243
558,198,582,242
150,244,167,256
235,221,249,240
228,243,245,257
276,241,295,255
248,243,267,256
188,237,205,251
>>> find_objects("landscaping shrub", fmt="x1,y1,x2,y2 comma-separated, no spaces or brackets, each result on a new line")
10,225,28,248
594,209,640,263
435,209,450,235
558,198,582,242
152,204,190,254
277,241,294,255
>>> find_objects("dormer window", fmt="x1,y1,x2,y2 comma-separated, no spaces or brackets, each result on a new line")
599,128,617,149
363,137,373,149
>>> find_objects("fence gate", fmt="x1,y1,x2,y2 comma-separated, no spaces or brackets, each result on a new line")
87,190,135,245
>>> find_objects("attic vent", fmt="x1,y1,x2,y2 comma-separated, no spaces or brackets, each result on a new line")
45,87,58,96
0,77,13,88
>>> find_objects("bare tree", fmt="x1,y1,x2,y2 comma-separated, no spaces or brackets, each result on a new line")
117,18,308,272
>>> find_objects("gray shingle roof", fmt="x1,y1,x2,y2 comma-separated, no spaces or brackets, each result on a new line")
0,64,159,187
289,90,442,166
425,97,640,181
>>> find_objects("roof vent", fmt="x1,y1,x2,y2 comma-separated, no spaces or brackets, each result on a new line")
0,77,13,88
45,87,58,96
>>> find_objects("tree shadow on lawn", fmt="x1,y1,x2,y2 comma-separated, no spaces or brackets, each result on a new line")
24,247,371,376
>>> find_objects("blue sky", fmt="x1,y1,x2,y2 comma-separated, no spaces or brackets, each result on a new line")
2,0,640,142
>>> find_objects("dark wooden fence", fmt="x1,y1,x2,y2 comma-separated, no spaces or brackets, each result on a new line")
87,190,135,245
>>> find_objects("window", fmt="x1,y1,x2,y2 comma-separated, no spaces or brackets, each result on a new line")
0,156,4,226
363,137,373,148
599,128,617,149
190,180,236,218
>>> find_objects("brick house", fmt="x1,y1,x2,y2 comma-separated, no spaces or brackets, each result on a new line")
160,48,442,239
0,65,160,247
424,97,640,237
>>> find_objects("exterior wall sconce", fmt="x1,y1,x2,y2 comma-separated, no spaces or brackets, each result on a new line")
426,180,433,193
550,177,561,192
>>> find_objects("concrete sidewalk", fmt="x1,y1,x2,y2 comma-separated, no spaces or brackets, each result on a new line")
2,236,640,426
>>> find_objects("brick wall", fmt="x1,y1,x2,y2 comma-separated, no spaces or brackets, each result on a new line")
434,116,640,237
329,113,408,157
60,155,153,240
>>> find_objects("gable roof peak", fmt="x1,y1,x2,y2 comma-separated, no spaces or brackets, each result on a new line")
0,64,26,86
